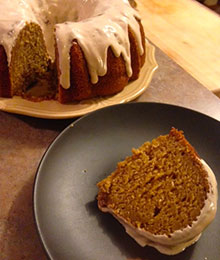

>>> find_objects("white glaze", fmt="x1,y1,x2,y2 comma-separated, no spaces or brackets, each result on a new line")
0,0,144,89
100,159,218,255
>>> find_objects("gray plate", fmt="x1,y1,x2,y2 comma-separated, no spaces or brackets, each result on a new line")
33,102,220,260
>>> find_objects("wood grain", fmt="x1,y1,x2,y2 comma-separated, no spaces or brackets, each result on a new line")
137,0,220,93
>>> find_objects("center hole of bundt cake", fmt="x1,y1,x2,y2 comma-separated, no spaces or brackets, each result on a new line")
47,1,98,24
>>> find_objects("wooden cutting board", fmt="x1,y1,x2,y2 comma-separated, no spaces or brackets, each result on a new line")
136,0,220,93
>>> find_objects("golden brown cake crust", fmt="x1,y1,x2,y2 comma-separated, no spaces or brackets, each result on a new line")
97,128,210,236
59,42,129,102
58,20,145,103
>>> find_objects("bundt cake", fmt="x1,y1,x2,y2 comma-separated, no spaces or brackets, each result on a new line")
97,128,217,255
0,0,146,103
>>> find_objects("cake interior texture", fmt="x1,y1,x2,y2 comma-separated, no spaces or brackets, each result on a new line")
97,128,210,237
10,23,57,100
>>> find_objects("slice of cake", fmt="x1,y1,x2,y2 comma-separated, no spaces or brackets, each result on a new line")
97,128,217,255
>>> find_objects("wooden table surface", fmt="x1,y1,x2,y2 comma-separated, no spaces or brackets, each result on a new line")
0,45,220,259
137,0,220,94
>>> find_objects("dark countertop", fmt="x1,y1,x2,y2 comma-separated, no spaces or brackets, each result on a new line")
0,46,220,259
